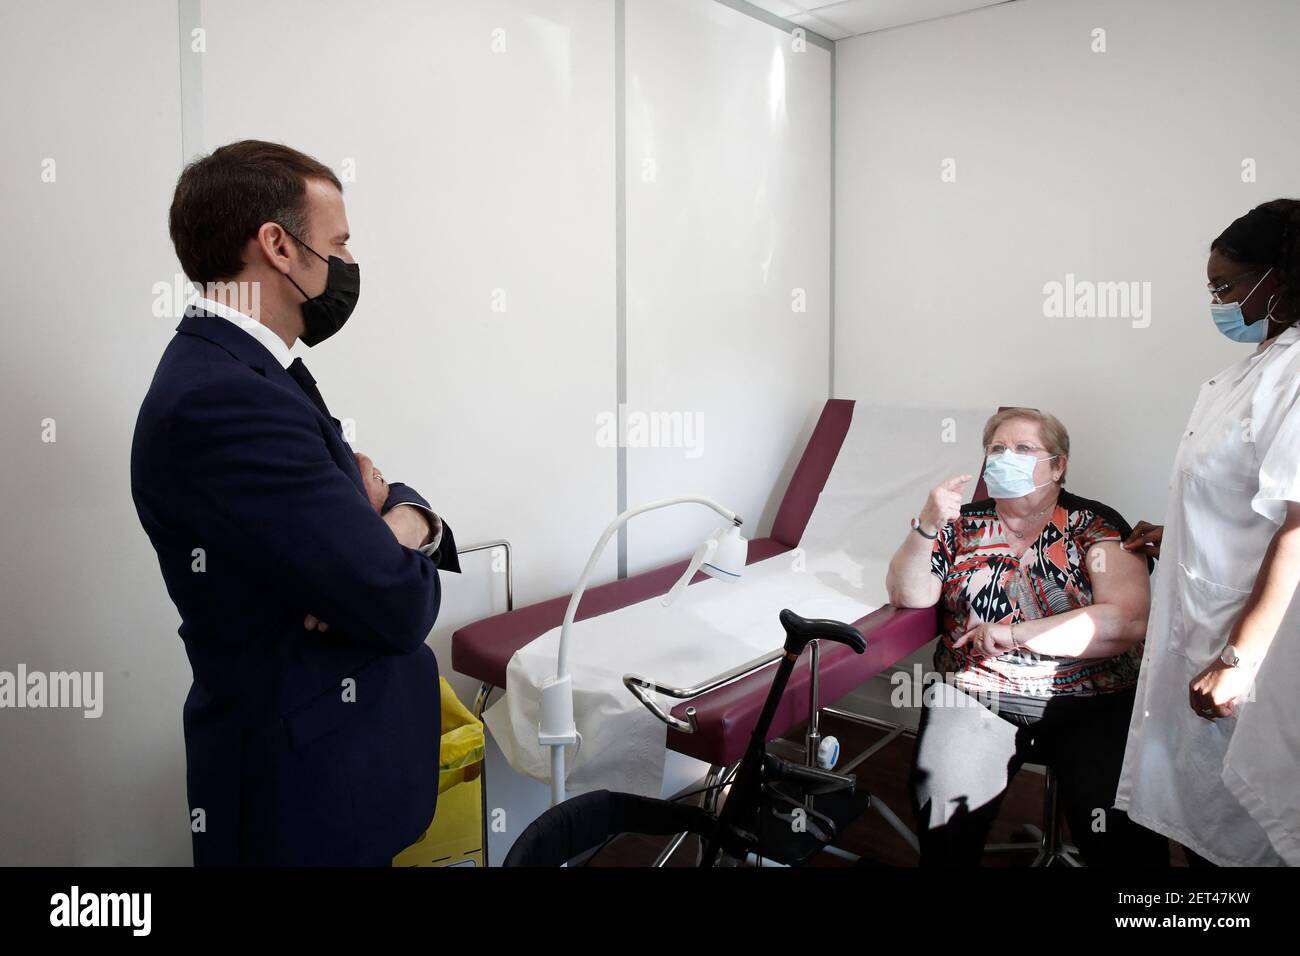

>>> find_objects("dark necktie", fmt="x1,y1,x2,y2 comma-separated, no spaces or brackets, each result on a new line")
287,357,332,419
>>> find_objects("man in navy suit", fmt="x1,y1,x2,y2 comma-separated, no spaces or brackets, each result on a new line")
132,140,459,865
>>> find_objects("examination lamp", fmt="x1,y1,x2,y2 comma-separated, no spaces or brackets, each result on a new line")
538,496,748,807
661,522,748,606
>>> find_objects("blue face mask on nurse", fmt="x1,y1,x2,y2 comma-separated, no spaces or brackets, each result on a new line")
1208,258,1284,344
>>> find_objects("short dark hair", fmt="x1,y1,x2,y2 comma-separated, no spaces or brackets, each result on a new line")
168,140,342,285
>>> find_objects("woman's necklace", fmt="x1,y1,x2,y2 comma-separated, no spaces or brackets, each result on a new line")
998,498,1056,540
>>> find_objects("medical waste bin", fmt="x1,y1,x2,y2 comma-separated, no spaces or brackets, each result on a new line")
392,677,485,867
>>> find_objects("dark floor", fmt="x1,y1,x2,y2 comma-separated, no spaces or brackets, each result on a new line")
588,712,1190,867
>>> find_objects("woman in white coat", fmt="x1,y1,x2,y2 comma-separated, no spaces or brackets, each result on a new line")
1119,199,1300,866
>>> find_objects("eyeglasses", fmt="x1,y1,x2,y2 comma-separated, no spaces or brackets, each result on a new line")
985,442,1046,457
1208,270,1261,304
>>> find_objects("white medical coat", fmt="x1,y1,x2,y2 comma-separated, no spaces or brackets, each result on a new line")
1116,326,1300,866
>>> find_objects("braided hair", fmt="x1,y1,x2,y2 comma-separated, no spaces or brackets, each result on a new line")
1211,198,1300,325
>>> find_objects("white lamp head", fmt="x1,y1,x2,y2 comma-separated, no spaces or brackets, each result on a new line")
701,524,747,582
662,522,748,606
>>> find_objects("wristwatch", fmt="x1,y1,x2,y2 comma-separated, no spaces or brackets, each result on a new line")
911,517,938,540
1219,644,1251,668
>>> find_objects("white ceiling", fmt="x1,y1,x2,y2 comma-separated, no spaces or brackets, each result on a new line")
745,0,1012,41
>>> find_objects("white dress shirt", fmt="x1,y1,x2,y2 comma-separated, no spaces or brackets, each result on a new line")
190,297,443,556
194,296,293,368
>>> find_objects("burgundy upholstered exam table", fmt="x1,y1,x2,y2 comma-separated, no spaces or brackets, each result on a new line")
451,398,943,865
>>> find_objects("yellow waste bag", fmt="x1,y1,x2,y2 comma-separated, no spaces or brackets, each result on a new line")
438,676,485,794
393,677,485,867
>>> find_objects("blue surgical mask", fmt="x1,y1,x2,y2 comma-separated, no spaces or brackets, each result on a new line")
1210,267,1272,343
983,451,1057,499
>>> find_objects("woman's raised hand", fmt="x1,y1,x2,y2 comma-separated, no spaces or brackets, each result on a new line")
919,474,972,533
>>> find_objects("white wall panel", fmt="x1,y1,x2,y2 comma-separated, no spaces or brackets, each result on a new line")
0,0,187,865
624,0,831,572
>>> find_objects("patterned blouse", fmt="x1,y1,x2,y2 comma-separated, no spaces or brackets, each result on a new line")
929,490,1146,705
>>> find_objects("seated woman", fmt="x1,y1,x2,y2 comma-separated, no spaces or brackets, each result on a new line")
885,407,1168,866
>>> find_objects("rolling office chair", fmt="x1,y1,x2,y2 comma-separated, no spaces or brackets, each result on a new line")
983,766,1082,867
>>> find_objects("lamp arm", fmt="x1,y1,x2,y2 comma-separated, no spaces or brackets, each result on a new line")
555,495,740,679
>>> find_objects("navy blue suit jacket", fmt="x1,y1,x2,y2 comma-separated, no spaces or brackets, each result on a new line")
131,308,459,865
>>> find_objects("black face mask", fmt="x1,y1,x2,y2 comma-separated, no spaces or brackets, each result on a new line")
278,224,360,347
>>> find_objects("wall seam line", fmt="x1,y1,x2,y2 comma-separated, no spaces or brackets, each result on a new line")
615,0,628,579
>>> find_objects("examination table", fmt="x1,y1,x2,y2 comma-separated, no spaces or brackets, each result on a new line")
451,398,964,863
